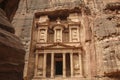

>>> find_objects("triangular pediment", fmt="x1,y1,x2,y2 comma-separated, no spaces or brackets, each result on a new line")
50,45,67,48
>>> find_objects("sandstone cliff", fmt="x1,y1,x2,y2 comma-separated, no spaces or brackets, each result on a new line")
12,0,120,80
0,0,25,80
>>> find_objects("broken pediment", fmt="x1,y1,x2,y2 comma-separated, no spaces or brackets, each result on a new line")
38,15,49,23
67,21,81,26
36,15,49,27
68,13,81,23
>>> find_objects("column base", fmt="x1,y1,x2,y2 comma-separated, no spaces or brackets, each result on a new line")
63,76,66,78
71,75,73,78
51,76,54,78
32,76,87,80
33,76,43,79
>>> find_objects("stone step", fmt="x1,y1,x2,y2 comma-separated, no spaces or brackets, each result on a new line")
32,77,90,80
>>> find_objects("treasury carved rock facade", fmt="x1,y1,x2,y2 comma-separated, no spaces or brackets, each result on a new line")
12,0,120,80
33,11,84,80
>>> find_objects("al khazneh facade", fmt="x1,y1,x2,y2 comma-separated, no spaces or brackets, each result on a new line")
32,11,85,80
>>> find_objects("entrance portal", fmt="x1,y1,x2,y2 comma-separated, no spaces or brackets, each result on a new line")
55,54,63,76
55,61,63,75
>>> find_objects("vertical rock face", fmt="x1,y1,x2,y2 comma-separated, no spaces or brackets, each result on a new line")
87,0,120,79
12,0,120,80
0,0,25,80
0,0,20,21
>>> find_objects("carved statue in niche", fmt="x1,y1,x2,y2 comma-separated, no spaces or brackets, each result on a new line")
37,55,43,76
39,29,46,42
56,29,61,42
73,54,80,75
71,28,78,42
54,18,62,42
48,29,54,43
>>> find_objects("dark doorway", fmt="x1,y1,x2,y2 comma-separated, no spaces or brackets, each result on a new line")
55,61,63,75
46,54,51,78
66,53,70,77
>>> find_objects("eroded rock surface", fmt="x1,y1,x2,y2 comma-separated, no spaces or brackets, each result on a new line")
12,0,120,80
0,0,25,80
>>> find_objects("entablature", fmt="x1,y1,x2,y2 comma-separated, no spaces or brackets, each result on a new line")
35,42,82,50
35,49,82,54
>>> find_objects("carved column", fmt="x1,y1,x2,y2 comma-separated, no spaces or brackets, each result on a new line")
54,29,56,42
69,28,72,42
43,53,47,77
60,29,62,42
63,53,66,77
37,29,40,42
45,29,47,42
34,53,38,77
77,27,80,42
51,53,54,78
79,53,83,77
70,53,73,77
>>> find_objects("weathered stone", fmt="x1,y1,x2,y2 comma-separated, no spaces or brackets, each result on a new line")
0,0,3,3
0,0,25,80
11,0,120,80
0,8,15,33
0,28,25,80
94,16,117,40
0,0,20,21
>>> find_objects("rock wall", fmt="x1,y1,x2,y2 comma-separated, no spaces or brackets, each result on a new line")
86,0,120,79
12,0,51,79
0,0,25,80
12,0,120,80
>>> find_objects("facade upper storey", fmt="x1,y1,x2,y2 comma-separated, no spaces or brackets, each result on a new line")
35,12,82,44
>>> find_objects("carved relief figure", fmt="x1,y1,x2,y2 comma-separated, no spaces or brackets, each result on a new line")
56,29,62,42
71,28,78,42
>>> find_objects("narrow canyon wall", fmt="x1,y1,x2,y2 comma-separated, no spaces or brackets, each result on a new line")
0,0,25,80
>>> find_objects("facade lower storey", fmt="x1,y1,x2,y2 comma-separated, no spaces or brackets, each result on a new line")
33,47,84,80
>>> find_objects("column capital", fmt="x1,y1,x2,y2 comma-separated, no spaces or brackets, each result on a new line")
34,53,39,77
78,51,82,54
44,53,47,54
35,52,37,54
63,53,66,54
